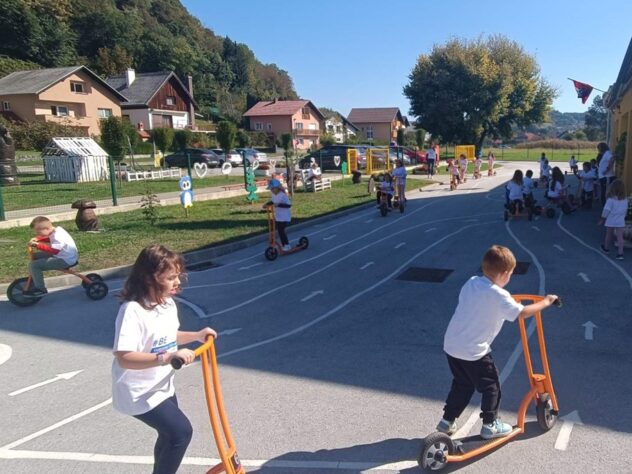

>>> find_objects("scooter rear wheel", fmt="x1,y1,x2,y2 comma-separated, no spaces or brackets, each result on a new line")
536,393,557,431
265,246,278,261
86,281,109,300
7,277,41,307
419,432,453,471
298,236,309,249
82,273,103,289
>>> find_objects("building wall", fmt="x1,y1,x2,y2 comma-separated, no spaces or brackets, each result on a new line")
123,109,153,130
38,71,122,135
0,94,38,122
249,115,292,134
245,103,322,150
147,77,190,113
611,89,632,192
354,122,392,143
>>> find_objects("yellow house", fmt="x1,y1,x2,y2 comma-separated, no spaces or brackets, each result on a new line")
0,66,127,136
605,38,632,190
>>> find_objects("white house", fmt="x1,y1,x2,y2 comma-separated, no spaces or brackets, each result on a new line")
324,115,359,143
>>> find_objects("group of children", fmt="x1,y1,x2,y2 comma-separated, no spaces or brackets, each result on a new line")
375,159,408,209
448,152,495,188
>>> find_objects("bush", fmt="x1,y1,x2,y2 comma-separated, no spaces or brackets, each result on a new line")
151,128,175,153
0,116,88,151
173,129,195,150
134,141,155,154
514,139,598,150
99,116,128,159
248,131,273,147
216,120,237,153
236,129,250,147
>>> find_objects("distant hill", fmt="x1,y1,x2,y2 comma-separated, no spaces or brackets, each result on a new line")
515,110,586,140
0,0,298,122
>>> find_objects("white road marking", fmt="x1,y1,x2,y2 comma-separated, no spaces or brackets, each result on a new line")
531,226,540,231
0,344,12,366
323,234,336,241
238,263,262,270
582,321,597,341
9,371,83,397
360,261,375,270
174,296,206,320
557,214,632,290
553,244,564,252
425,228,437,233
578,272,590,283
555,411,583,451
365,219,374,223
217,328,242,336
454,220,546,440
300,290,324,302
0,399,113,450
0,449,415,471
395,242,406,249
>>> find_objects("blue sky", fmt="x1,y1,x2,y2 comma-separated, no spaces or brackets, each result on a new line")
182,0,632,118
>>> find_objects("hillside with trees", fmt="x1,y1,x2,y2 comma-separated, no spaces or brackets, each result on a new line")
0,0,298,123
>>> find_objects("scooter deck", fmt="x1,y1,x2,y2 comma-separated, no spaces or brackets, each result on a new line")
279,244,307,255
452,427,520,454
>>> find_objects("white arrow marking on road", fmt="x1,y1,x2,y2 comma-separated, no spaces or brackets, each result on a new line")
425,228,437,233
238,263,262,270
395,242,406,249
323,235,336,241
360,261,374,270
364,219,373,224
553,244,565,252
532,226,540,231
9,371,83,397
218,328,242,336
301,290,324,302
555,411,583,451
582,321,597,341
0,344,12,366
578,272,591,283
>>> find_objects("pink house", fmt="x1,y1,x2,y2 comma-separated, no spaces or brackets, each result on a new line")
243,100,324,150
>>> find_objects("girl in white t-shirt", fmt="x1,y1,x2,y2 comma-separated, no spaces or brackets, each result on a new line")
112,245,217,474
392,160,407,202
505,170,524,213
487,151,495,176
599,179,629,260
458,154,468,182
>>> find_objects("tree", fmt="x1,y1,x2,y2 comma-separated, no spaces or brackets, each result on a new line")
236,129,251,147
404,35,556,153
151,128,174,153
216,120,237,155
173,129,195,151
396,129,405,146
584,95,607,141
320,132,336,146
99,116,127,160
415,129,426,149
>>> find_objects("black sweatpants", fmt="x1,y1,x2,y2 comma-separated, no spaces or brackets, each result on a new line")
443,354,501,425
276,220,289,246
134,395,193,474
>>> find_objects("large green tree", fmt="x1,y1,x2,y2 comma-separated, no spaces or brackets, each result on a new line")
404,35,556,152
584,95,607,141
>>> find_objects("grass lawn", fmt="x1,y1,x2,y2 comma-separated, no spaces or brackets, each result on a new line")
0,178,431,283
441,147,597,163
1,173,245,211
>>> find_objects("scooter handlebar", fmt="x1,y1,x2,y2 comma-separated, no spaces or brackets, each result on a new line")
169,336,216,370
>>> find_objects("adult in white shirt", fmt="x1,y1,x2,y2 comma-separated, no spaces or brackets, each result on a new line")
597,142,615,202
426,146,437,177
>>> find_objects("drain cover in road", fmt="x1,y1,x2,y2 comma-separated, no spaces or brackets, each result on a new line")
188,261,222,271
396,267,453,283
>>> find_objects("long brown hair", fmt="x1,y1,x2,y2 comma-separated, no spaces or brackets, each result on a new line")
607,179,626,200
122,245,185,309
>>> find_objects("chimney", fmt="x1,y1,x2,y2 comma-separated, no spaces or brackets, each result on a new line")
187,73,195,129
125,68,136,88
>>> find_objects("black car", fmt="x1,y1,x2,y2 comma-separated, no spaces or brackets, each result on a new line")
298,145,362,171
164,148,221,168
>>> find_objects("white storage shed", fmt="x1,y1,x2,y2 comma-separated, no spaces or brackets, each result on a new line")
42,137,110,183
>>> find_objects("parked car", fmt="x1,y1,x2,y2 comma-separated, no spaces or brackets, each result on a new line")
297,145,364,171
390,146,426,164
212,149,242,166
164,148,221,168
235,148,268,165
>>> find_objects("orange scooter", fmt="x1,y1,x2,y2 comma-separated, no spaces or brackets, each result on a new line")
171,338,245,474
263,204,308,261
419,295,562,471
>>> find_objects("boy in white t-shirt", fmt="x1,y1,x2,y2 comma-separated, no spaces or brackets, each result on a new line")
265,179,293,251
25,216,79,297
436,245,558,439
578,162,597,209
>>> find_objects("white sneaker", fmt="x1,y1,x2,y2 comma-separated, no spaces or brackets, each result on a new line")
480,418,513,439
282,244,292,252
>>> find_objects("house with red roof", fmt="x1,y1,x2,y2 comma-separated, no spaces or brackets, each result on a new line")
347,107,407,144
243,99,324,150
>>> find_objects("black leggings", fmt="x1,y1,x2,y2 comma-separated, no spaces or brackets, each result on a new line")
376,190,393,207
276,220,289,246
134,395,193,474
443,354,501,425
427,160,435,176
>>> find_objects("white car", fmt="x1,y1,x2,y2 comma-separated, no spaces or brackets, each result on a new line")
226,149,242,166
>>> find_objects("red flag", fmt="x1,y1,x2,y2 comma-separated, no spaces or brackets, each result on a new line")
572,80,593,104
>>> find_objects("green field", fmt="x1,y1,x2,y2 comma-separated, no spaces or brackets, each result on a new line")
0,178,430,283
442,147,597,163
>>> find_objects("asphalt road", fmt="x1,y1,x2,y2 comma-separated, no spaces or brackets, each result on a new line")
1,161,631,474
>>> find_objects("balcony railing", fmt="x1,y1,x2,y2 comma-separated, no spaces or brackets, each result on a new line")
294,128,320,137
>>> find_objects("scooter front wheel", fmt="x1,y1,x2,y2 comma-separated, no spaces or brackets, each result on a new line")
419,432,453,471
265,246,278,261
7,277,41,307
86,281,109,300
536,393,557,431
380,204,388,217
298,236,309,249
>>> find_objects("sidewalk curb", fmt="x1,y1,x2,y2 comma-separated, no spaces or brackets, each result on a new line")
0,197,379,294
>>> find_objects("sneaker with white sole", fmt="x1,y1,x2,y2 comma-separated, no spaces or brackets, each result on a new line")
436,418,458,436
617,254,624,261
282,244,292,252
480,418,513,439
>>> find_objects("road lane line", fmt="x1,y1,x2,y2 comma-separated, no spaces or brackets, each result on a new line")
323,234,336,241
578,272,590,283
553,244,564,252
0,344,11,366
395,242,406,249
174,296,206,319
360,262,374,270
425,228,437,233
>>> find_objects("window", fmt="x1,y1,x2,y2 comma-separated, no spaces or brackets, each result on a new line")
299,138,304,145
166,96,176,106
295,122,304,130
267,123,273,131
70,82,85,93
98,108,113,119
366,126,373,140
2,101,10,111
301,107,310,119
308,123,317,130
51,105,69,117
255,122,263,130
